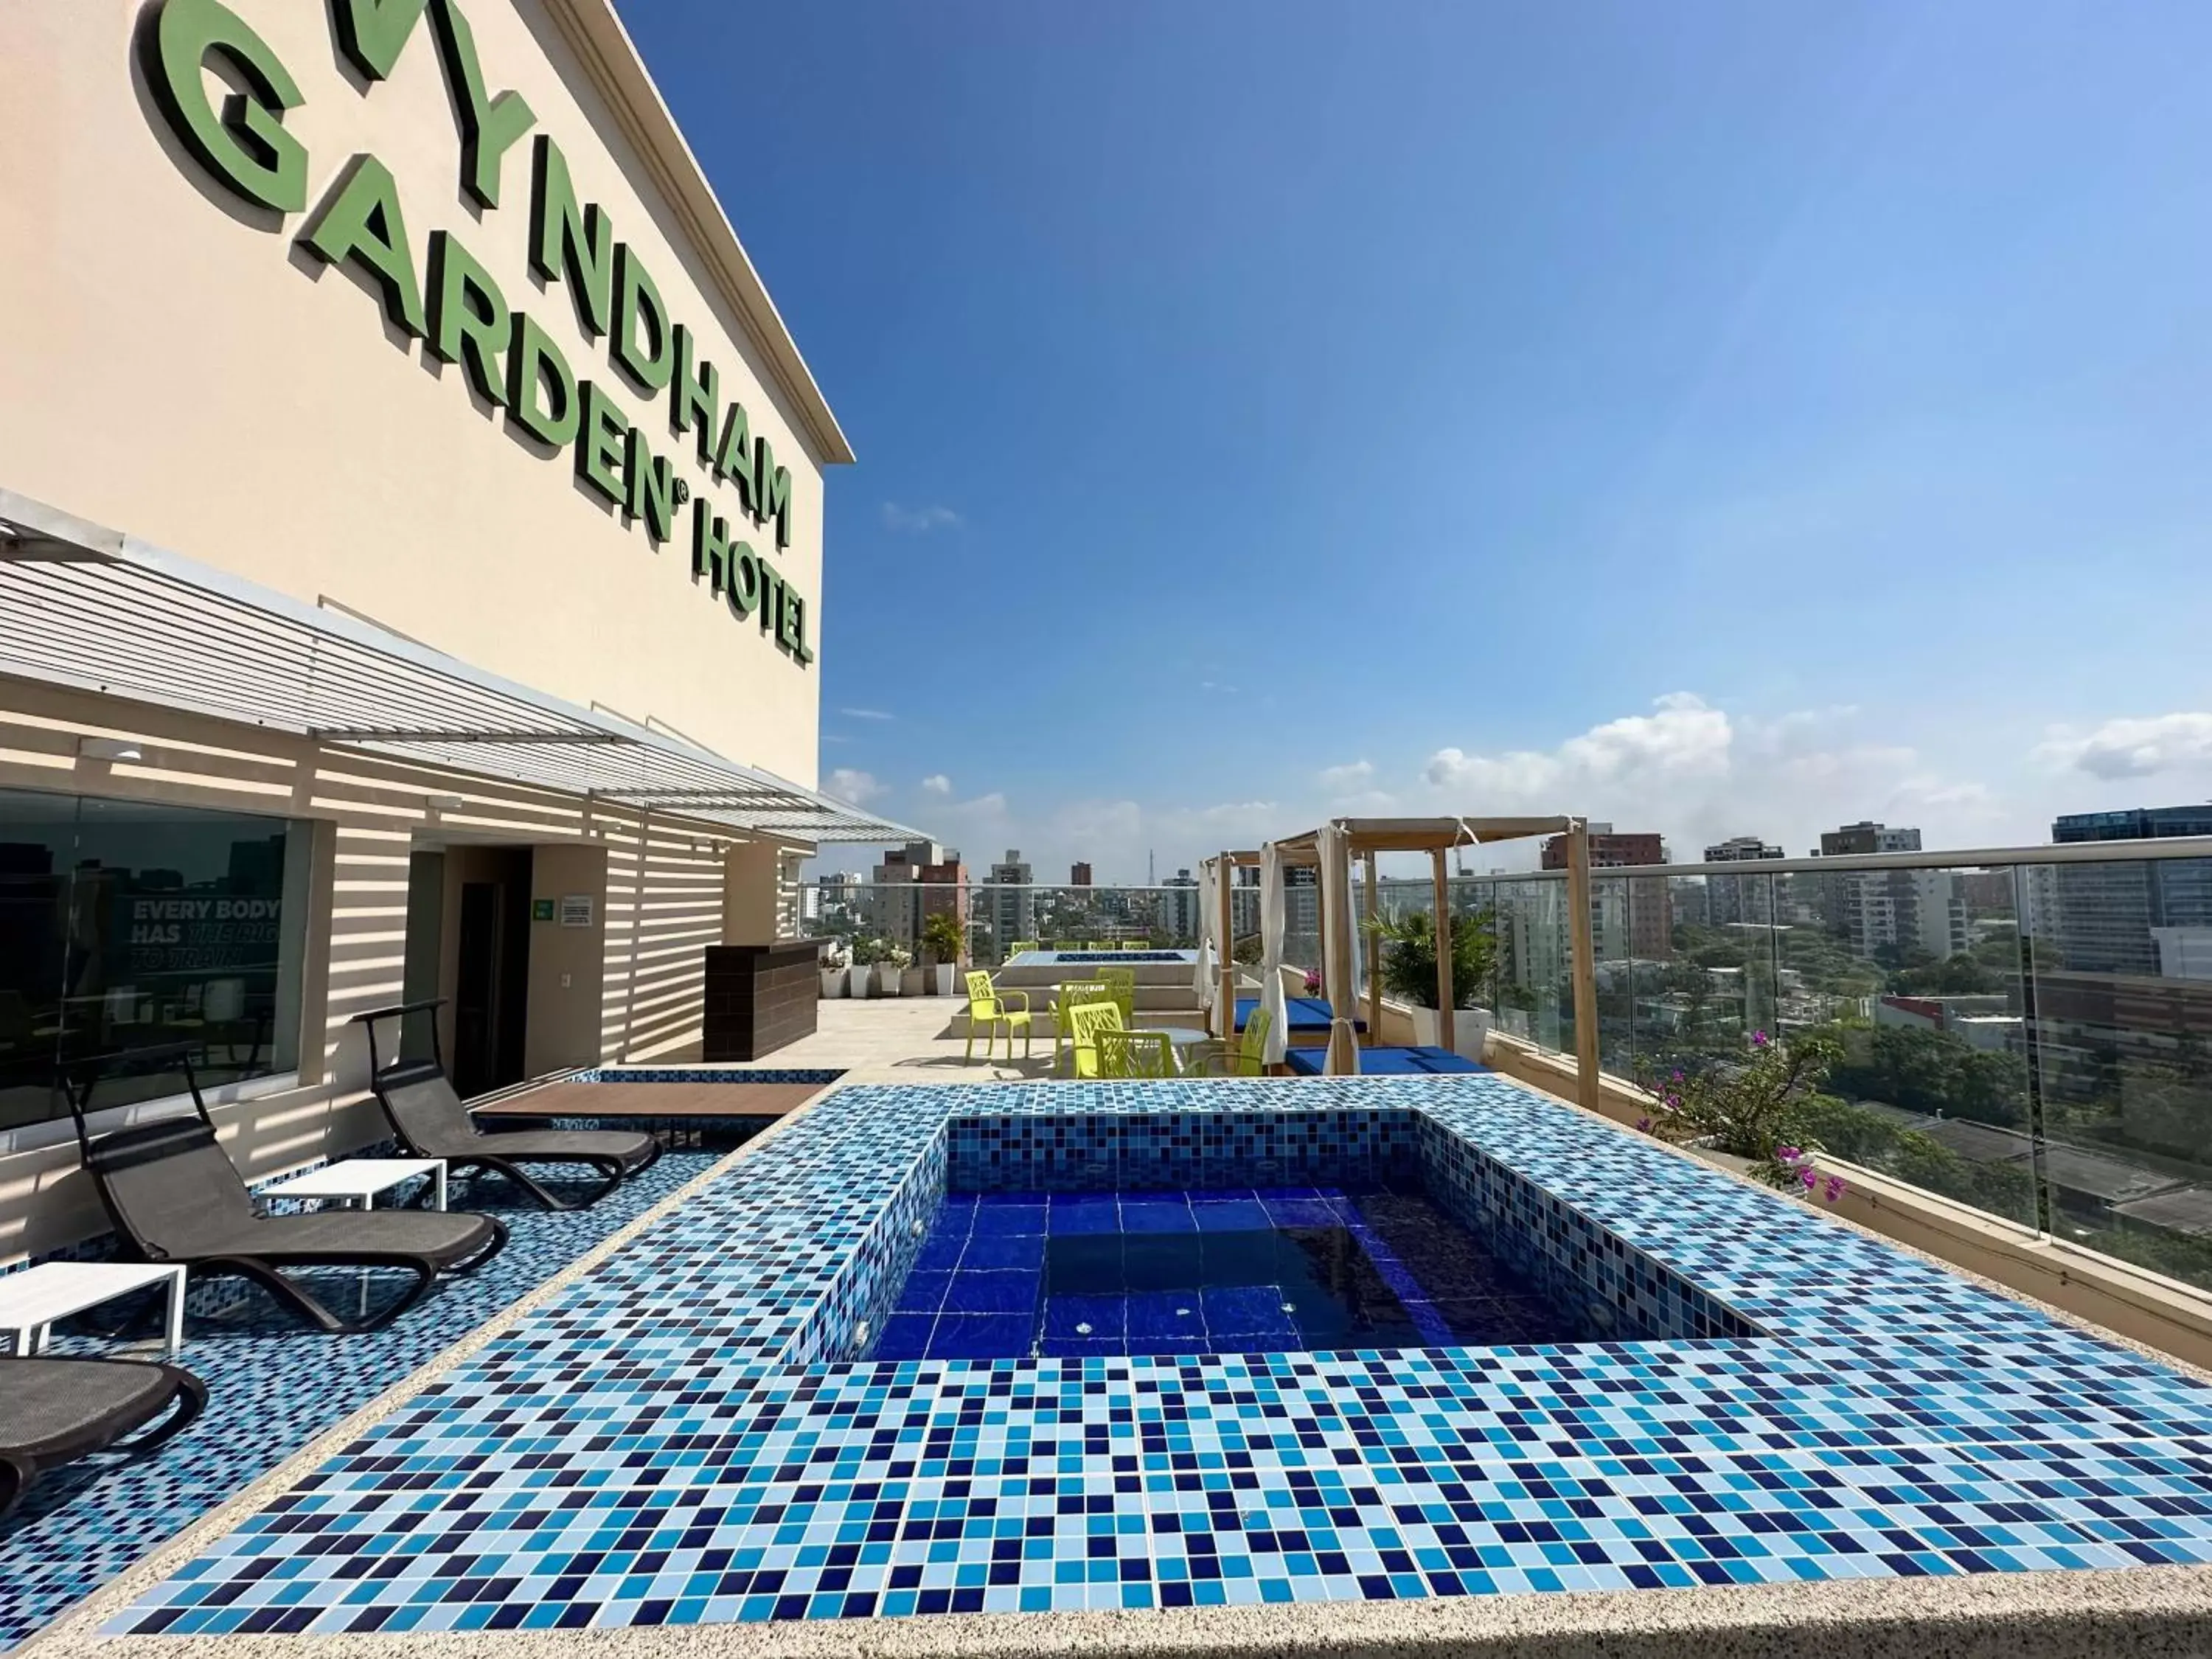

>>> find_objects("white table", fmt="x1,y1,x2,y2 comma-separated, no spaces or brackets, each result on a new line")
0,1262,187,1358
260,1157,447,1211
1153,1027,1212,1074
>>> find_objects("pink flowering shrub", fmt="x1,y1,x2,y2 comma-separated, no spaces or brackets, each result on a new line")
1634,1029,1847,1200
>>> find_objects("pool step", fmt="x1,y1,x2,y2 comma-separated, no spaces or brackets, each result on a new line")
993,961,1203,991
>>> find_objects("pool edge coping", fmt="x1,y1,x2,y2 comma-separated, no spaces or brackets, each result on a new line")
27,1562,2212,1658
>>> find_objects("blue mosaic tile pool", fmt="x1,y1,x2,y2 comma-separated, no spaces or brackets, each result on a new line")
94,1077,2212,1634
876,1186,1585,1361
0,1151,718,1652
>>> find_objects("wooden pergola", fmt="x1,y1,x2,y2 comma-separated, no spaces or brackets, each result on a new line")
1203,815,1601,1106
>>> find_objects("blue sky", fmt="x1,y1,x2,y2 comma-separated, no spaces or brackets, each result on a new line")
618,1,2212,880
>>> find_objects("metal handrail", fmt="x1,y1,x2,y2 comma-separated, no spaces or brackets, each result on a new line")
1387,834,2212,884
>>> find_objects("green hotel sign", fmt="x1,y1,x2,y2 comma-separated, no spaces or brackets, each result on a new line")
139,0,814,667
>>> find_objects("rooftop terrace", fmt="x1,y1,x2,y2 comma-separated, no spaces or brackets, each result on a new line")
15,993,2212,1655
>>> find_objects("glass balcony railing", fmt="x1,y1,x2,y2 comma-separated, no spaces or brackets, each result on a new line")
1433,844,2212,1287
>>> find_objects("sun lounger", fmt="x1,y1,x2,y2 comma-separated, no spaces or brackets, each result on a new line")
0,1355,206,1515
64,1046,507,1335
352,1002,660,1210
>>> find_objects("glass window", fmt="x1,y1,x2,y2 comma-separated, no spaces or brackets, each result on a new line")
0,787,308,1130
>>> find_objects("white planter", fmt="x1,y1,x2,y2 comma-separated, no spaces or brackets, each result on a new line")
900,967,926,997
877,964,905,996
848,965,874,999
933,964,959,997
1408,1005,1491,1061
819,968,845,998
1453,1007,1492,1063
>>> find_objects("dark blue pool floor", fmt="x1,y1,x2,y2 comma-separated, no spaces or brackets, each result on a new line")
870,1186,1585,1361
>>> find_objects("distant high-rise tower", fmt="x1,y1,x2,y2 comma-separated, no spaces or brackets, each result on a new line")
1812,824,1958,959
2049,806,2212,973
1542,824,1670,960
988,849,1035,956
1703,835,1787,928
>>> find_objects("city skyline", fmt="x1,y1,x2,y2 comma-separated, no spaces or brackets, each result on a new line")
804,762,2212,888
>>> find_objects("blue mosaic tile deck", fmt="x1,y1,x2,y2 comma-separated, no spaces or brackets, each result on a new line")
0,1152,718,1651
97,1077,2212,1636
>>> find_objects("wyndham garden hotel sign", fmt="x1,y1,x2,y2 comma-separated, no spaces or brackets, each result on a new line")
142,0,815,667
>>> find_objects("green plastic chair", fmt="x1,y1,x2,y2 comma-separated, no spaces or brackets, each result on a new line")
1098,1027,1172,1079
1124,939,1150,950
962,969,1032,1063
1006,939,1040,961
1066,1001,1168,1079
1098,967,1136,1027
1050,979,1113,1074
1194,1005,1272,1077
1051,939,1080,951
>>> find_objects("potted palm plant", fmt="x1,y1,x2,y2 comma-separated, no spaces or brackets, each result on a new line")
1365,908,1500,1060
922,911,965,996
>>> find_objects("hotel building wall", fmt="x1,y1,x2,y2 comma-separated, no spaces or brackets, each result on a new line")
0,0,846,1260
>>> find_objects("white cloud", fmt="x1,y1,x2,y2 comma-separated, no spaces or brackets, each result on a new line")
881,502,962,534
1315,760,1394,815
2036,713,2212,780
920,773,953,796
1425,692,1731,795
1415,693,2015,866
838,707,894,722
828,768,886,804
807,691,2160,883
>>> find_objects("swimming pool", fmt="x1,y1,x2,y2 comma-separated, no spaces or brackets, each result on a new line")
86,1075,2212,1646
1004,948,1198,967
873,1184,1585,1361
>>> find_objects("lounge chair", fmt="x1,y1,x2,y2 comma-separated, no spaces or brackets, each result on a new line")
64,1046,508,1336
0,1355,206,1516
352,1001,660,1211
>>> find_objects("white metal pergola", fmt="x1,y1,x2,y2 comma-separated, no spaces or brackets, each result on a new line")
0,487,926,845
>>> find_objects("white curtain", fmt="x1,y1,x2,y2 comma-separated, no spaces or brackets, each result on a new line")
1194,858,1219,1031
1259,841,1290,1063
1319,823,1361,1074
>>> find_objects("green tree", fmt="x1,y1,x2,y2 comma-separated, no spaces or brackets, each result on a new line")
1889,951,1999,996
1827,1023,2025,1127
